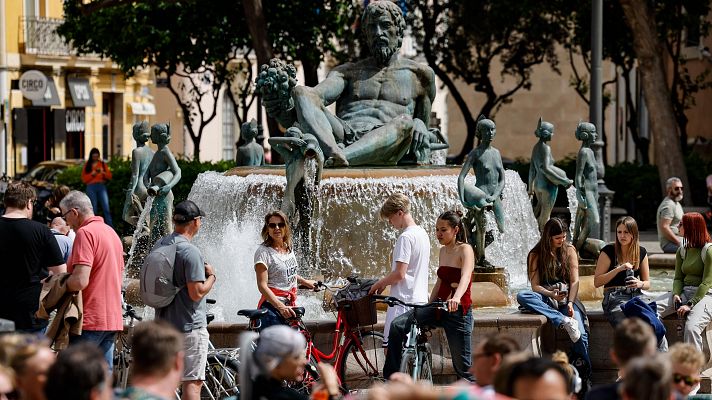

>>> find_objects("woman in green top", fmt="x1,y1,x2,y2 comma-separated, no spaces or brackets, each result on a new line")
659,212,712,352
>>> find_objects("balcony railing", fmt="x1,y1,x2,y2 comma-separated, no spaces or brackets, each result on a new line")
22,17,73,56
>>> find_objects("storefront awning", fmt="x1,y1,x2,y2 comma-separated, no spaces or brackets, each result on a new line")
31,79,61,106
67,78,96,107
129,102,156,115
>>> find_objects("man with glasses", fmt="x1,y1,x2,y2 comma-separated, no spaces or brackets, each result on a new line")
59,190,123,370
0,181,65,333
657,177,685,253
151,200,215,400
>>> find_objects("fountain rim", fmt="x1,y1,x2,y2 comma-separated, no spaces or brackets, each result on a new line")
225,165,462,179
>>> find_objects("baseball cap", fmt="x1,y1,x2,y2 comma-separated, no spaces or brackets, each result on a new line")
173,200,206,222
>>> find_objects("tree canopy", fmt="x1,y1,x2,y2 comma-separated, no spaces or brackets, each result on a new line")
408,0,575,162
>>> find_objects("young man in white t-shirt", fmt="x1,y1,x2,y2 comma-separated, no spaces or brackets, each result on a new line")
369,193,430,352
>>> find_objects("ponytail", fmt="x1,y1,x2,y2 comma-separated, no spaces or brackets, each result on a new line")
438,210,467,244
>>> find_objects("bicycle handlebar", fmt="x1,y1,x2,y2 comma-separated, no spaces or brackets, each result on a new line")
372,295,448,311
124,304,143,321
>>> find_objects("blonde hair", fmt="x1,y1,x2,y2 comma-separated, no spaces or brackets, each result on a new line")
615,216,641,269
669,343,705,371
379,193,410,219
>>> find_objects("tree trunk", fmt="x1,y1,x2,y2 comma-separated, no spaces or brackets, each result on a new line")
619,0,691,204
242,0,272,66
242,0,282,145
300,57,319,87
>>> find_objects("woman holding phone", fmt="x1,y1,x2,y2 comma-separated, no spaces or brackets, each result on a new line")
593,216,651,327
517,218,591,382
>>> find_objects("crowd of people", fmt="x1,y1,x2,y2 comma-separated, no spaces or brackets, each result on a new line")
1,165,712,400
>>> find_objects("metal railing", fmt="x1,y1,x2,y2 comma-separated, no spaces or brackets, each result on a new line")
21,16,81,57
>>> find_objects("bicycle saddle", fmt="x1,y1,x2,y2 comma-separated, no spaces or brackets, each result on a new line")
237,309,269,320
293,307,306,318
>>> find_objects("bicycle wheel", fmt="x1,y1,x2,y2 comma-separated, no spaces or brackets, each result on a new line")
339,331,385,391
418,348,433,383
112,336,131,389
201,354,240,400
399,350,418,381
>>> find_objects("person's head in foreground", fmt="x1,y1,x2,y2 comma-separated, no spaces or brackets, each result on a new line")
620,354,672,400
45,343,111,400
470,333,521,388
9,335,55,400
239,325,307,399
668,342,704,397
611,317,657,371
129,320,185,398
498,355,572,400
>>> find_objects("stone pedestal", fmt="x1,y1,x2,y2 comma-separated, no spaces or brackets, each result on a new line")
472,267,509,306
578,259,596,276
473,267,508,291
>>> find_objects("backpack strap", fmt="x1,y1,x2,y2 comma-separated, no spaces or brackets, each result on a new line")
679,243,712,265
703,242,712,266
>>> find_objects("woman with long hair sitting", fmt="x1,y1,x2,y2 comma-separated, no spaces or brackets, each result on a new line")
594,216,651,327
659,212,712,352
516,218,591,381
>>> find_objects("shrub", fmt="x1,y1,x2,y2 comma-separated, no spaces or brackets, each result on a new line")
56,158,236,236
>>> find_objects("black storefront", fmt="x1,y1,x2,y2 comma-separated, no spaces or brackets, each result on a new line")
12,73,95,171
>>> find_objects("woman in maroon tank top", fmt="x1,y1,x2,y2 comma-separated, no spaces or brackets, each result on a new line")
387,210,476,381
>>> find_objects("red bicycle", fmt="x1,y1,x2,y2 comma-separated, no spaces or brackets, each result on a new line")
238,278,385,392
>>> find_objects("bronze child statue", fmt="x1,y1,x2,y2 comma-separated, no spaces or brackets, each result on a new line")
529,118,573,232
235,119,265,167
457,116,505,271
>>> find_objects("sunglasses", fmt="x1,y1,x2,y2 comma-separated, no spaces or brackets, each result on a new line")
61,208,76,220
673,373,700,386
673,186,684,191
268,222,286,229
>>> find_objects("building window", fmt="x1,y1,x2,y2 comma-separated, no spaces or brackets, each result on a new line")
222,93,236,160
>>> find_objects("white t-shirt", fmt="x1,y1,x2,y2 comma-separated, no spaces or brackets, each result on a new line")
253,244,298,292
389,225,430,304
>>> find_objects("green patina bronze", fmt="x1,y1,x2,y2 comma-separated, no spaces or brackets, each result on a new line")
269,126,324,218
528,118,573,232
122,121,155,227
572,122,604,257
144,123,182,244
235,119,265,167
458,116,505,271
255,0,447,218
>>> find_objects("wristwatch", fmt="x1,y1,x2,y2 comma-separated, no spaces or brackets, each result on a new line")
687,300,694,307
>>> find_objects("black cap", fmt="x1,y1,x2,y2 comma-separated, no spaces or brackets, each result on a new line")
173,200,205,222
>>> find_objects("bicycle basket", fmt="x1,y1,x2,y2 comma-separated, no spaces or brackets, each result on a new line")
333,277,378,326
339,295,377,327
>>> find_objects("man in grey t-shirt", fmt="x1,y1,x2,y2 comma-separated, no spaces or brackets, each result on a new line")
154,200,215,400
657,177,684,253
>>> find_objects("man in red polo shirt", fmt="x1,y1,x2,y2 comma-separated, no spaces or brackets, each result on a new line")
60,190,124,370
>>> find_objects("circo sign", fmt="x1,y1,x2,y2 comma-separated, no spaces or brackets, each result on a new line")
19,70,48,101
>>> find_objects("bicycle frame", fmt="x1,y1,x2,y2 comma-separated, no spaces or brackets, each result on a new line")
403,322,422,380
295,306,380,384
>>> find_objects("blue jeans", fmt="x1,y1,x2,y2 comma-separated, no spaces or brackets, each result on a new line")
257,302,289,331
86,183,112,227
384,307,474,381
662,242,680,253
69,330,117,371
517,290,591,377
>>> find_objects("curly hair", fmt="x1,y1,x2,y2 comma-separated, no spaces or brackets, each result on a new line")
362,0,405,47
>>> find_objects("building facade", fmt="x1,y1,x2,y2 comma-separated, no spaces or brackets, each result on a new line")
0,0,155,176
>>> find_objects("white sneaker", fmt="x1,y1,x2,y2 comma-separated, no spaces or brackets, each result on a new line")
561,317,581,342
